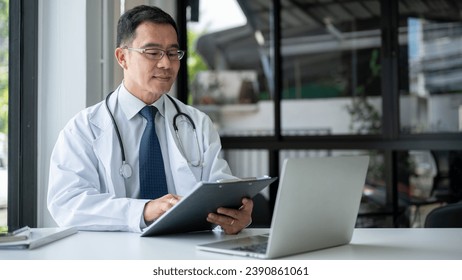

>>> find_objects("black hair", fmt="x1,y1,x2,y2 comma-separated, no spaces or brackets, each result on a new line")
116,5,179,47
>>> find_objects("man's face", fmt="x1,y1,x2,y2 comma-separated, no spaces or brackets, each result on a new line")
119,22,180,104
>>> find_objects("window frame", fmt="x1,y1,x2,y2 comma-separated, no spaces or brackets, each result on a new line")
8,0,38,229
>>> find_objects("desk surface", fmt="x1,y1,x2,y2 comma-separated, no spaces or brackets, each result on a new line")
1,228,461,260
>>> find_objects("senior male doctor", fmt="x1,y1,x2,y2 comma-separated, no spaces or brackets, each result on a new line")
47,5,253,234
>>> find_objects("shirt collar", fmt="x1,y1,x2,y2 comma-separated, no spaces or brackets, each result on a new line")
118,83,166,120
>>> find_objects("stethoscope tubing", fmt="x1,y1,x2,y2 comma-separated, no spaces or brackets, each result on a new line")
104,91,203,179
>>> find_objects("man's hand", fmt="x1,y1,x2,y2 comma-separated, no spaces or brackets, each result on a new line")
143,194,181,224
207,198,254,234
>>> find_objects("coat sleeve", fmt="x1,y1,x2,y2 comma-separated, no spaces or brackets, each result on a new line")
47,115,148,232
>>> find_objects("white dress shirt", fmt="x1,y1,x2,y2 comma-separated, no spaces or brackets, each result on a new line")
113,83,176,198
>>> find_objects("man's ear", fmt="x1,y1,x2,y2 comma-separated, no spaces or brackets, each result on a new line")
115,47,127,69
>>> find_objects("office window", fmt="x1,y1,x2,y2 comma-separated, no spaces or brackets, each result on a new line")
280,0,382,136
187,0,274,136
401,150,462,227
223,149,271,227
224,149,269,179
399,2,462,134
178,0,462,228
0,0,8,229
223,148,429,228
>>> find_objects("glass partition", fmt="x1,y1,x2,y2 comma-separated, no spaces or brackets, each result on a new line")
401,150,462,227
222,149,271,227
280,0,382,136
400,2,462,134
187,0,273,136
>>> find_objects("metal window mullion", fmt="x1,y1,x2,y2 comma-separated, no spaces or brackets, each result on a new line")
380,0,400,226
8,0,38,229
269,0,282,211
176,0,188,104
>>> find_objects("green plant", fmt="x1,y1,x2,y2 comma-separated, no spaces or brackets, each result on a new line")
0,0,8,134
187,29,208,105
345,49,381,134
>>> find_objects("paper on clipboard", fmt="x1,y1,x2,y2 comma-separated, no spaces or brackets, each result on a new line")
141,176,277,236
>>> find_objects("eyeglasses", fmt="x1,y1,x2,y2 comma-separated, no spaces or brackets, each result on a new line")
123,47,185,61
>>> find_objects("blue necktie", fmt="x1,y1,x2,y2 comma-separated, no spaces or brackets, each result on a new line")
139,106,168,199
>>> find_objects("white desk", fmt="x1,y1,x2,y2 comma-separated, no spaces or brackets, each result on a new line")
1,228,461,260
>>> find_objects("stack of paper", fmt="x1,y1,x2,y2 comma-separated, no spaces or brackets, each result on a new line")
0,226,31,243
0,227,77,249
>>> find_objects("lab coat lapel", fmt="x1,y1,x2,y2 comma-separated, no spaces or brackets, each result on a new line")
90,99,127,198
164,96,198,196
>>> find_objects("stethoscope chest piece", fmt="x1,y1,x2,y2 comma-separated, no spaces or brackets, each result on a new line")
120,162,133,179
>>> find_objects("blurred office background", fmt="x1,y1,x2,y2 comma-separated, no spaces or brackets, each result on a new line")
2,0,462,230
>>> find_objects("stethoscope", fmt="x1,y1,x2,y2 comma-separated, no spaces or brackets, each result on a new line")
105,91,203,179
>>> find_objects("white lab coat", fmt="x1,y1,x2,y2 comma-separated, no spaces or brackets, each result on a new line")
47,93,235,232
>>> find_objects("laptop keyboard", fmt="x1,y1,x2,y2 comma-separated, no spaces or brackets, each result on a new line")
233,241,268,254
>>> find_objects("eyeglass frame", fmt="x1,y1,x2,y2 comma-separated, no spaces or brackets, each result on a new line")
122,46,185,61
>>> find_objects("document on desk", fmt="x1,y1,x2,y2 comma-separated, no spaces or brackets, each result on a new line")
0,227,77,250
142,176,277,236
0,226,31,243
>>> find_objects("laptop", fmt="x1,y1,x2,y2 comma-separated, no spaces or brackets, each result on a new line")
197,155,369,259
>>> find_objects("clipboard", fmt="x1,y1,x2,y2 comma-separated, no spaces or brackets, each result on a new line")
141,176,277,236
